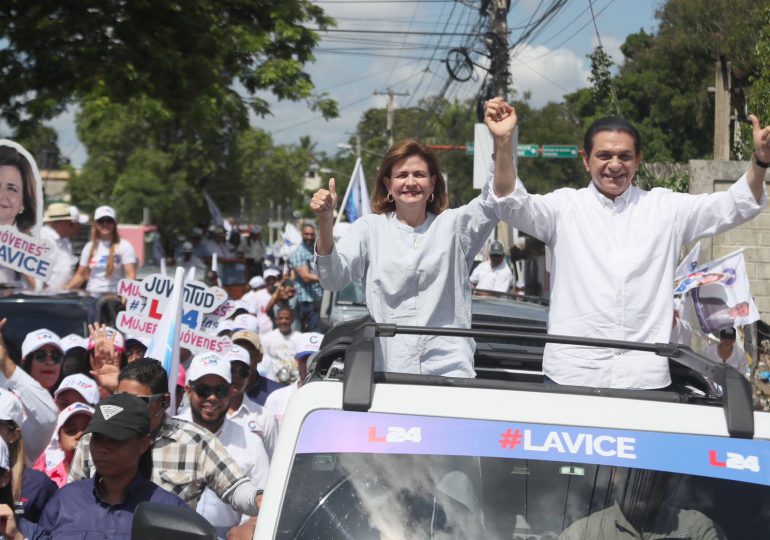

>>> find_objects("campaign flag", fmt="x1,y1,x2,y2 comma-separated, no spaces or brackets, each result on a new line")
674,241,701,285
280,223,302,259
677,249,760,334
202,190,224,227
337,158,371,224
146,266,185,413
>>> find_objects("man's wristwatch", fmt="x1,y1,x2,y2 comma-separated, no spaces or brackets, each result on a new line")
754,152,770,169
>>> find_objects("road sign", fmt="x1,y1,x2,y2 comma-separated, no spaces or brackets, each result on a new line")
517,144,539,158
542,145,579,159
465,142,474,156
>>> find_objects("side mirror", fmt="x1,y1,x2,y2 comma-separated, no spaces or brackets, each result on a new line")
131,501,216,539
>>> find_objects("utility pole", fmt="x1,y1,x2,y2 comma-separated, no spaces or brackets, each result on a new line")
488,0,511,100
374,88,409,146
713,56,732,160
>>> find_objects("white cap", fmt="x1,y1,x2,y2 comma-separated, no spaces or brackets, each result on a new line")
223,344,250,365
231,299,254,315
0,438,8,470
125,335,151,349
94,205,117,221
70,206,89,224
263,268,280,279
61,334,88,353
232,314,258,333
21,329,63,359
187,352,232,384
55,402,94,437
216,319,235,336
0,389,23,427
515,280,525,288
296,332,323,359
249,276,265,290
54,374,100,405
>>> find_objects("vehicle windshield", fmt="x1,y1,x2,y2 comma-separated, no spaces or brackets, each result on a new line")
336,280,366,306
274,410,770,539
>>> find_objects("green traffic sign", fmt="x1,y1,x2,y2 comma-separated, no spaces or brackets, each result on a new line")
541,145,579,159
518,144,539,158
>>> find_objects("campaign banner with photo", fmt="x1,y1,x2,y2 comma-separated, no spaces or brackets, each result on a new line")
0,140,56,281
674,249,759,334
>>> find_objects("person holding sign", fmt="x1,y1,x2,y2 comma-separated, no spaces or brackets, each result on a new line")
310,98,516,377
66,205,136,295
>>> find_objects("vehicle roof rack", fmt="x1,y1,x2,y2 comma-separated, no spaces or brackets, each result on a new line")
331,321,754,439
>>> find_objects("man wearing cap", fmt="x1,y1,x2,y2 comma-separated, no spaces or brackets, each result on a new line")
233,330,283,406
68,359,265,517
38,393,186,538
469,241,513,293
290,224,324,332
223,344,277,456
0,320,58,466
241,277,273,333
177,352,270,537
176,240,206,276
264,332,322,425
39,202,80,289
703,328,748,377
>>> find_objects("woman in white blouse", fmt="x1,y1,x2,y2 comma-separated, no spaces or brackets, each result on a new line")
310,98,517,377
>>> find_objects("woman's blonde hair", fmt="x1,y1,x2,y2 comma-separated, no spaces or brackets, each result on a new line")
87,215,121,277
370,139,448,215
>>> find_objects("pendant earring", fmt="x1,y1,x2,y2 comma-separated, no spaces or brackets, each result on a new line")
387,193,394,203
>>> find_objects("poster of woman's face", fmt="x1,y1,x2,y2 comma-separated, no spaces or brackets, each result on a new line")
0,140,42,236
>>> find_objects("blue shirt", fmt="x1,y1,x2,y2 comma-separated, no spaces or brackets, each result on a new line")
34,473,186,539
247,376,283,405
290,242,323,302
21,468,58,523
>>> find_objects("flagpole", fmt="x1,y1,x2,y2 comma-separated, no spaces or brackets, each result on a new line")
335,158,361,226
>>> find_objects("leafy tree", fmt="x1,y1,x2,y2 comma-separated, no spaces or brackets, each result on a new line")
0,0,338,128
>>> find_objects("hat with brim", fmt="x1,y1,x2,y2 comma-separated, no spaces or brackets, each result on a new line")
84,393,150,441
44,203,74,222
231,330,263,354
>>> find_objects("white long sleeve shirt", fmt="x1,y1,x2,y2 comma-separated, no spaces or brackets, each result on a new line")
494,172,765,389
316,180,501,377
0,366,58,465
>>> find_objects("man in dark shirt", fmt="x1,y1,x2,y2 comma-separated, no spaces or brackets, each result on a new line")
36,392,186,539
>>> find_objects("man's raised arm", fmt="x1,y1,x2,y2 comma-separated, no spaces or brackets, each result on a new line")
484,97,518,198
747,114,770,203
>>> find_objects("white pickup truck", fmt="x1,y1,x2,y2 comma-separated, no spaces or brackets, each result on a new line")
135,318,770,539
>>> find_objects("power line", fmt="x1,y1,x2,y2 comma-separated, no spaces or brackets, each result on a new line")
311,28,486,36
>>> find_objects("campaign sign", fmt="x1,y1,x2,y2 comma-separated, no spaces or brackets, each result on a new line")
0,226,55,280
126,273,228,331
200,299,238,334
116,310,233,355
0,140,56,281
296,410,770,487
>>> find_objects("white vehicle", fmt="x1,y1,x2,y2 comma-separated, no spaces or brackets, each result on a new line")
134,319,770,539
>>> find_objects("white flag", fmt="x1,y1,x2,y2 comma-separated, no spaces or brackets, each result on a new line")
674,241,701,285
336,158,371,224
679,249,760,333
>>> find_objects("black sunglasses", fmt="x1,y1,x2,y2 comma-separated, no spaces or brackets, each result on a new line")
128,393,166,406
96,217,115,225
231,363,251,379
30,349,64,365
191,383,230,399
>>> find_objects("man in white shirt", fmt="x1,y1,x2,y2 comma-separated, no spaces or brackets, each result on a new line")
259,307,303,383
223,343,278,457
264,332,322,425
39,203,79,289
489,102,769,389
177,352,270,539
703,327,748,377
469,241,513,293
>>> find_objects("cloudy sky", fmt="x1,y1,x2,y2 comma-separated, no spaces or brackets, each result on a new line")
50,0,661,168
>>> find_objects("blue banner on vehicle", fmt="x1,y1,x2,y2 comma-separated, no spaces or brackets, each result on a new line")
296,410,770,486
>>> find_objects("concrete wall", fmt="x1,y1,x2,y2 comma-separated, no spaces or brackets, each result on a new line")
689,160,770,320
